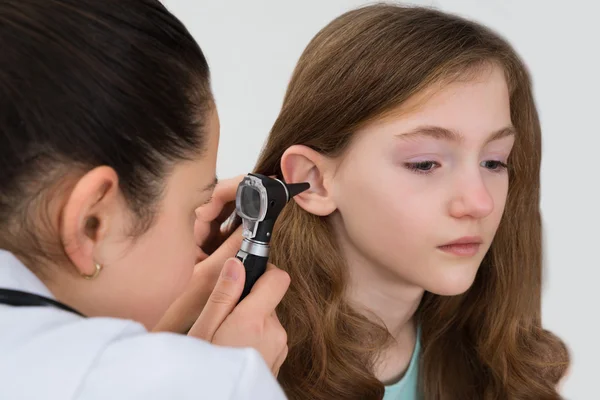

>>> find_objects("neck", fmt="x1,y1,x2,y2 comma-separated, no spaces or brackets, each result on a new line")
346,262,423,339
332,216,423,384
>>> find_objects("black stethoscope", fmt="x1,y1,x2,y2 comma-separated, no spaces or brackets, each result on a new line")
0,288,85,317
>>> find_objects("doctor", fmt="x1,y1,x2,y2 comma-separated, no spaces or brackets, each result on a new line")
0,0,290,399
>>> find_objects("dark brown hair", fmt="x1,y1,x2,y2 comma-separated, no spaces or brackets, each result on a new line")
0,0,212,260
254,4,569,399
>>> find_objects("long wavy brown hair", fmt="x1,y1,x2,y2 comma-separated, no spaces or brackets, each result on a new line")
253,4,569,399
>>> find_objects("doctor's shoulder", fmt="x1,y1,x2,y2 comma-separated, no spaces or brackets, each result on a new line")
0,310,286,400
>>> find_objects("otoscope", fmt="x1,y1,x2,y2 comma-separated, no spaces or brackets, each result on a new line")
234,173,309,301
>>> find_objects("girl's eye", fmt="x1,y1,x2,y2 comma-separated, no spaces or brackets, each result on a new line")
404,160,509,175
404,161,440,174
481,160,508,171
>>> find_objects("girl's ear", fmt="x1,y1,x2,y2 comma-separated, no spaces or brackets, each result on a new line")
280,145,337,216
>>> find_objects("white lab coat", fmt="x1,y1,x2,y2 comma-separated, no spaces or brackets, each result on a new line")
0,250,287,399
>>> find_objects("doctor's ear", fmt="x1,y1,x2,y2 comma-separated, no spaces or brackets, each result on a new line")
280,145,337,216
60,166,122,278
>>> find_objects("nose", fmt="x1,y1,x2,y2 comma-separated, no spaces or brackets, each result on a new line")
448,174,494,219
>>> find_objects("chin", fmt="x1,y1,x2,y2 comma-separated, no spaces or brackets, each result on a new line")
422,261,481,296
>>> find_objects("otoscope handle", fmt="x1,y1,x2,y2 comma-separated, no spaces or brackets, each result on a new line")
236,252,268,302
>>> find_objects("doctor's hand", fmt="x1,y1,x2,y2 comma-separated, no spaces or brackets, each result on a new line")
153,175,291,375
189,259,291,376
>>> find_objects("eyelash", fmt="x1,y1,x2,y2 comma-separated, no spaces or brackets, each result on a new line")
404,160,509,175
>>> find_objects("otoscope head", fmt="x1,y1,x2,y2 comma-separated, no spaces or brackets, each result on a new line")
235,174,309,243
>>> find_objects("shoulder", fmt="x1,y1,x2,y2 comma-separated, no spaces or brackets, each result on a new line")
0,308,285,399
76,321,286,400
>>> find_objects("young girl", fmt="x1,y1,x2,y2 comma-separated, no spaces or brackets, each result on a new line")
253,4,570,399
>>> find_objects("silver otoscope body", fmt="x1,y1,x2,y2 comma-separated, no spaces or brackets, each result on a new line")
234,173,309,301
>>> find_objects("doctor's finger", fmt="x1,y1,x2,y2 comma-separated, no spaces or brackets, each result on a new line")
237,265,290,317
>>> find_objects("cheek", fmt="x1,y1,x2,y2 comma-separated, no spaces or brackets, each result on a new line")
335,158,435,254
167,213,198,276
141,213,197,290
111,212,196,327
487,176,509,224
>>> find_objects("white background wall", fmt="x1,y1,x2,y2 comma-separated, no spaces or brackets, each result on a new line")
163,1,598,398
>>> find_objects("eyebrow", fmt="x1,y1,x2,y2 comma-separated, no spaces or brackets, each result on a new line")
395,125,516,144
200,176,218,193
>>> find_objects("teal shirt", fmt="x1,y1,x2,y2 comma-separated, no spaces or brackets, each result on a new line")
383,332,420,400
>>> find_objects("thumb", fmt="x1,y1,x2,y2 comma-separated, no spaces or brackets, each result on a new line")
188,257,245,341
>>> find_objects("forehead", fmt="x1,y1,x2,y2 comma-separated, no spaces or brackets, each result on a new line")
353,65,512,145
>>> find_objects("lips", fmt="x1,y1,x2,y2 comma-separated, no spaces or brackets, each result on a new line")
437,236,483,257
